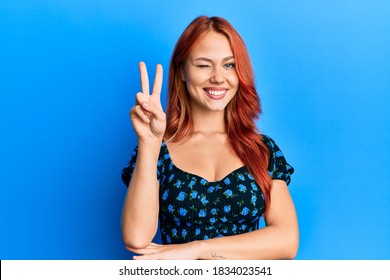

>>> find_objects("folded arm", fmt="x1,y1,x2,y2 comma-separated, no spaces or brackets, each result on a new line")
129,179,299,259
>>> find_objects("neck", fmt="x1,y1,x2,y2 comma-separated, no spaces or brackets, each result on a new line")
190,106,226,135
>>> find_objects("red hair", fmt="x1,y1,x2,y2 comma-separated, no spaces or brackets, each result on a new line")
164,16,272,214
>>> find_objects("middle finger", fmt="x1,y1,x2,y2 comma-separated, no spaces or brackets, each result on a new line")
151,64,163,97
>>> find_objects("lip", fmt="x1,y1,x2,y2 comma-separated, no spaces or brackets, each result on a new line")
203,87,228,100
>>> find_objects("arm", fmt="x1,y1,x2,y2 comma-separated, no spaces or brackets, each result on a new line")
197,179,299,259
121,140,161,249
121,62,166,249
132,179,299,259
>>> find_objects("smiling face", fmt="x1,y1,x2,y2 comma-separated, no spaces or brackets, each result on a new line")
182,30,239,112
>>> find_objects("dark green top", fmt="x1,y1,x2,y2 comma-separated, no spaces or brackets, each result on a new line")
121,135,294,244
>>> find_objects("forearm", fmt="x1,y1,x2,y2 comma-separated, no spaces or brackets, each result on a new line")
122,139,161,249
196,225,299,260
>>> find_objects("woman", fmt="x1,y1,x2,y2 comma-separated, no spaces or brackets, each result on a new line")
121,16,299,260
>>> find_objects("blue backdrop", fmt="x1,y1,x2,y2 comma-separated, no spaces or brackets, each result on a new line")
1,0,389,260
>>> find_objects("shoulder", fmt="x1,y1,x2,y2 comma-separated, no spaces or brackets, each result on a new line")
260,134,283,157
260,134,288,155
260,134,277,150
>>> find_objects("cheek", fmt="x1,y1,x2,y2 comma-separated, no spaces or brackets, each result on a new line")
229,73,239,88
185,79,201,101
185,78,197,93
185,71,208,90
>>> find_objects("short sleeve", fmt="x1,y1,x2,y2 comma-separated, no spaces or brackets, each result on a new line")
121,143,169,187
121,146,139,187
262,135,294,185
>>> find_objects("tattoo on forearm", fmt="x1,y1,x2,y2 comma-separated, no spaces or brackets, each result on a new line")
211,252,226,259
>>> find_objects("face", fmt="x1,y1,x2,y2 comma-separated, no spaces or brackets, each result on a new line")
182,30,239,112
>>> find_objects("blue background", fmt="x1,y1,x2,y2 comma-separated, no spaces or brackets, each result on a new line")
1,0,389,260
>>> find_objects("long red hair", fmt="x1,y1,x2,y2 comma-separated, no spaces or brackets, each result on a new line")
164,16,272,214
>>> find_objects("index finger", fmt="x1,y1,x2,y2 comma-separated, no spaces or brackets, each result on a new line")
151,64,163,98
139,61,150,95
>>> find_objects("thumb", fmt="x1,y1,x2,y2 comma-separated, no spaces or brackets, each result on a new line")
141,102,166,123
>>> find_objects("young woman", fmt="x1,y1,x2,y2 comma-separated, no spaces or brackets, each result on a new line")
121,16,299,260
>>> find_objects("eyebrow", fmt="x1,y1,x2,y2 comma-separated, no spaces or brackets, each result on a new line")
193,56,235,62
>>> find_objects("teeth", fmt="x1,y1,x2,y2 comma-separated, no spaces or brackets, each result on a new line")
207,90,226,96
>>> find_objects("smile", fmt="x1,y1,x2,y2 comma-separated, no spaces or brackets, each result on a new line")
208,90,225,96
203,88,228,100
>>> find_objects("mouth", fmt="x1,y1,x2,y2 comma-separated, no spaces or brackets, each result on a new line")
203,88,228,100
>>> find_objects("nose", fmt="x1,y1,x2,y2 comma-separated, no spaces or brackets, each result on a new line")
210,66,224,84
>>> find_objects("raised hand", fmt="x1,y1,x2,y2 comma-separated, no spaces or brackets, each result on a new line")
130,62,166,142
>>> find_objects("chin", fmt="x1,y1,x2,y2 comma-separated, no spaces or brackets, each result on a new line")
212,106,227,111
206,102,228,111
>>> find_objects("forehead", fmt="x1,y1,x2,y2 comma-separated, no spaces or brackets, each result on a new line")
189,30,233,59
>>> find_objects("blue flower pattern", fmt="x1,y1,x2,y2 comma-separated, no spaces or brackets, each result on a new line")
121,135,294,244
179,208,187,216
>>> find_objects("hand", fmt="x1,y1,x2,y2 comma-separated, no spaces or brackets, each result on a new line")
129,242,202,260
129,62,166,142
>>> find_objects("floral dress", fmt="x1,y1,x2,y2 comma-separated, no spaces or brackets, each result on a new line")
121,135,294,244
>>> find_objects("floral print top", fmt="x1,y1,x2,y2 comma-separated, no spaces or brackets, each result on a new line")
121,135,294,244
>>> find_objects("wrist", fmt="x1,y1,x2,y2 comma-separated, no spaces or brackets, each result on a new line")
137,138,163,164
193,240,207,260
138,138,163,150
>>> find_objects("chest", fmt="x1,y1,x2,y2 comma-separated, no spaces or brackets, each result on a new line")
165,137,244,182
158,165,265,226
